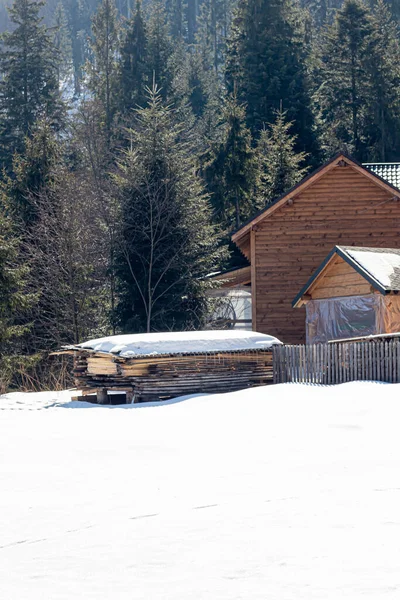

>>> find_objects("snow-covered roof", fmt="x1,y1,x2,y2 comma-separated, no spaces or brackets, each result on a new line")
338,246,400,291
77,330,282,358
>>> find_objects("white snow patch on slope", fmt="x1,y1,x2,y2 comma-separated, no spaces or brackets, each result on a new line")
1,381,400,599
78,329,282,357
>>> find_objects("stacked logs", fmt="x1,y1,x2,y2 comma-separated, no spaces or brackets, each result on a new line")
71,349,273,403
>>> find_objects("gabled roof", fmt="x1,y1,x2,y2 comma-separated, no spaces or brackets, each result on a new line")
232,153,400,246
364,163,400,189
292,246,400,308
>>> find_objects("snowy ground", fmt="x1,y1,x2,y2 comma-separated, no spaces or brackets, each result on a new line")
1,382,400,599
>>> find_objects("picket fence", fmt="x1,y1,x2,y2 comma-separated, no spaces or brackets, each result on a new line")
273,339,400,384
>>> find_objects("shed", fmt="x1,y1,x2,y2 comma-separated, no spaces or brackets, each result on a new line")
293,246,400,343
60,330,281,403
206,266,252,330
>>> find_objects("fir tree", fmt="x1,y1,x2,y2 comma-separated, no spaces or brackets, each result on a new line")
146,0,173,98
204,94,257,230
226,0,320,161
114,85,222,333
186,0,197,43
118,0,148,115
256,109,309,206
315,0,373,160
0,210,35,392
63,0,85,94
0,0,64,172
53,1,73,88
365,0,400,161
87,0,119,145
1,119,61,230
167,0,183,39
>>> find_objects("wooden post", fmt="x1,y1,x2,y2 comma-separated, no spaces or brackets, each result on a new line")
126,390,134,404
97,388,108,404
250,228,257,331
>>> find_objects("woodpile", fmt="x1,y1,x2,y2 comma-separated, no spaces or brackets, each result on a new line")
70,348,273,403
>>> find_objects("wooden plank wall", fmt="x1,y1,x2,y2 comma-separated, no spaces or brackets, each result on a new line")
309,257,371,300
254,164,400,343
273,340,400,384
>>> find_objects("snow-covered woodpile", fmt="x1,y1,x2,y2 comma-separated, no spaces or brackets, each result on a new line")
59,331,282,403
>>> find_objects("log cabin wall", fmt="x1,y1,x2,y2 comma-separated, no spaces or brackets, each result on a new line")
251,164,400,343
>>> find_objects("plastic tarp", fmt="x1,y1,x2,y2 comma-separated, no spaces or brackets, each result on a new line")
306,294,386,344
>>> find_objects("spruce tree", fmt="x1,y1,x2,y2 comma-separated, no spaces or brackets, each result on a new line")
0,210,35,392
226,0,320,160
146,0,173,99
204,94,257,230
365,0,400,161
53,1,73,88
1,119,61,230
315,0,373,160
118,0,148,115
87,0,119,145
0,0,64,172
256,109,309,206
63,0,85,94
114,85,222,333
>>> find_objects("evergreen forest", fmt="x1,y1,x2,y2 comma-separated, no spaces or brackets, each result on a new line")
1,0,400,389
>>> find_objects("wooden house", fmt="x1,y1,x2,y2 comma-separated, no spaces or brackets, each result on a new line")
59,330,281,403
231,154,400,343
292,246,400,343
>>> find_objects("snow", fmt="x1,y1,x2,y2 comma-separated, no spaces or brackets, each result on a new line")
77,329,282,357
1,381,400,599
344,247,400,289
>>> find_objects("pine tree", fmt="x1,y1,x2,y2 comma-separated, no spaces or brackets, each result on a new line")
315,0,373,160
226,0,320,161
204,94,257,230
114,85,222,333
87,0,119,145
256,109,309,206
0,0,64,172
118,0,148,115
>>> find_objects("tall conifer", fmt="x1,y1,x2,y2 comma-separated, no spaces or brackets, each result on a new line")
87,0,119,145
0,0,64,172
118,0,148,115
226,0,319,160
114,85,222,332
256,109,308,206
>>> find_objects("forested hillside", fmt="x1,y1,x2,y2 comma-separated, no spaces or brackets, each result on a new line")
1,0,400,389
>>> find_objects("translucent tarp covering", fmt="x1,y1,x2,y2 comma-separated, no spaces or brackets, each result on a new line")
306,294,386,344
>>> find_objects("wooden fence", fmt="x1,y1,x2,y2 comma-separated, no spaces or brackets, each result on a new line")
273,339,400,384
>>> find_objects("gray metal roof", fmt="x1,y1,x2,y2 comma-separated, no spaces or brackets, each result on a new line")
363,163,400,190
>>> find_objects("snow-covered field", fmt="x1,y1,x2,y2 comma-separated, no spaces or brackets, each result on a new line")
1,382,400,599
